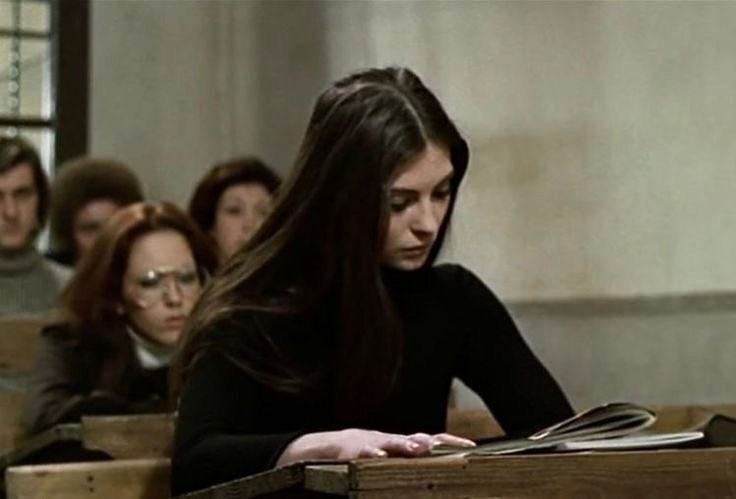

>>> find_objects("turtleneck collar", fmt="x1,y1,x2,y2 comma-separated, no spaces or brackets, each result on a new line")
380,265,431,295
126,326,175,370
0,245,44,276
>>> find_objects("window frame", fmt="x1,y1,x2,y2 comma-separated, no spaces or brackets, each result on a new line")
0,0,90,167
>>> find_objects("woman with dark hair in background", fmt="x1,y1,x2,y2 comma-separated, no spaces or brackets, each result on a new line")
23,202,217,434
171,67,573,494
188,157,281,264
48,157,144,267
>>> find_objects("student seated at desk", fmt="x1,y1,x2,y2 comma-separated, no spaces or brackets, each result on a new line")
23,202,217,435
170,67,574,495
0,137,71,316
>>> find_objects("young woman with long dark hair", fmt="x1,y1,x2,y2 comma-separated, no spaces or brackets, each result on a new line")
171,67,573,494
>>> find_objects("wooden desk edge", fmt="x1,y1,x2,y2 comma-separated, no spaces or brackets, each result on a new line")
81,413,174,459
178,447,736,498
0,423,82,469
304,447,736,493
178,463,306,499
6,457,170,475
304,464,350,495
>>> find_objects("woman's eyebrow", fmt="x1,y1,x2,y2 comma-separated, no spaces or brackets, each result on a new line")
389,188,417,195
434,170,455,189
390,172,454,194
433,171,455,188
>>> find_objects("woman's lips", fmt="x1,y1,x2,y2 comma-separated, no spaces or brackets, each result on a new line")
164,316,187,328
401,245,430,258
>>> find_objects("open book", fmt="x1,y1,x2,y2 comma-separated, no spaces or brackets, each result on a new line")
433,402,704,456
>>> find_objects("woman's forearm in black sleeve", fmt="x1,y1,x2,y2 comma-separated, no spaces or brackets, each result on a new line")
451,266,574,435
171,350,303,495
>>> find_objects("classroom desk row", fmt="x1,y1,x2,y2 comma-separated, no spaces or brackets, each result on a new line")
3,414,173,499
4,411,736,498
9,444,736,498
3,319,736,497
181,448,736,498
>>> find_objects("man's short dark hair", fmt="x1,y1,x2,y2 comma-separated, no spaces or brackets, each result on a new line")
0,136,49,228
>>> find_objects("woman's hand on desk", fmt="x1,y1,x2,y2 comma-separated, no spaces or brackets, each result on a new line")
276,429,475,466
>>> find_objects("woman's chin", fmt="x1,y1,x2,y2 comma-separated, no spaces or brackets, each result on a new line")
144,328,182,348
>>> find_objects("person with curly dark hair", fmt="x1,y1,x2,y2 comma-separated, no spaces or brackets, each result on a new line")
48,157,144,267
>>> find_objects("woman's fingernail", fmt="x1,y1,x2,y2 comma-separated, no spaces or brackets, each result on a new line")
408,442,420,450
373,449,387,457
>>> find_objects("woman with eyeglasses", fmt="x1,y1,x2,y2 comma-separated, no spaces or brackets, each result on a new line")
23,202,217,435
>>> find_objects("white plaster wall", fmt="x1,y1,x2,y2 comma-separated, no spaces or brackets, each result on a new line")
91,1,736,300
89,1,232,204
317,1,736,301
87,0,736,410
89,0,328,204
455,307,736,412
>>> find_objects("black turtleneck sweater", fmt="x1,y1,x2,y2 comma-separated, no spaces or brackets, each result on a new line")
171,264,573,495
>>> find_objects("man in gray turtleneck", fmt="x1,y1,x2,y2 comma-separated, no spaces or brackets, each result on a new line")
0,136,70,316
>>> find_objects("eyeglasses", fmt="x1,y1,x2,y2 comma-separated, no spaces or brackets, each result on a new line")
126,266,203,309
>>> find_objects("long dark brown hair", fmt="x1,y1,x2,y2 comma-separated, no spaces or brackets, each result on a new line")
61,202,218,341
172,67,468,422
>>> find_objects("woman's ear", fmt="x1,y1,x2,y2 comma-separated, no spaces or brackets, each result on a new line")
115,302,125,316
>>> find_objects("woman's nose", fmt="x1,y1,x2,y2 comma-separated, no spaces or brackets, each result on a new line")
0,196,19,219
162,279,183,306
411,201,440,236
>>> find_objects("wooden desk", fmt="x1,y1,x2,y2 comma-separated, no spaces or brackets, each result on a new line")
0,414,174,484
3,415,175,498
181,447,736,498
0,317,45,377
81,413,174,459
0,391,28,454
6,458,169,499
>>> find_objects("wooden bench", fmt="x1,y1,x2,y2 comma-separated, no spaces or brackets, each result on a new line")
81,413,174,459
6,406,736,498
6,458,170,499
0,317,46,377
0,392,28,455
3,415,175,499
0,413,175,469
